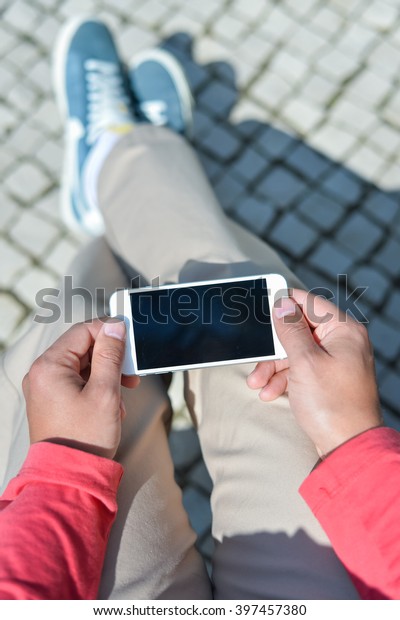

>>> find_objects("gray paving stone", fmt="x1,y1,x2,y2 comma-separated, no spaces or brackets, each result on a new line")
214,171,246,210
0,293,25,344
234,196,275,236
350,265,391,306
197,81,237,119
287,144,331,182
301,73,338,106
256,127,294,160
256,167,307,208
368,316,400,361
270,212,318,259
298,191,345,232
4,162,51,204
336,212,384,259
322,169,364,206
309,241,354,279
250,72,291,110
380,369,400,411
364,190,398,225
182,486,212,538
374,238,400,277
199,124,241,162
231,147,268,183
317,48,359,82
385,289,400,325
282,98,324,134
198,151,223,182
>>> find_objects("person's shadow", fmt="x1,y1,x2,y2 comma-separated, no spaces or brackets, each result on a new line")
159,31,400,424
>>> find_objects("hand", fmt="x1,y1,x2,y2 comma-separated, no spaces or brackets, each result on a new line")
247,289,382,458
22,318,140,459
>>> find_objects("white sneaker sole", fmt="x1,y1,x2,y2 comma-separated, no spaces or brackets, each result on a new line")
129,47,194,138
53,15,106,237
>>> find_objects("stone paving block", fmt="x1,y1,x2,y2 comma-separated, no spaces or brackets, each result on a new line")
7,83,37,114
0,103,18,137
380,369,400,412
186,0,222,20
298,191,345,232
0,62,18,93
364,190,398,225
0,149,16,178
5,162,51,204
347,69,391,107
235,33,273,67
231,147,268,183
34,189,62,223
8,122,44,156
288,25,326,58
269,50,308,86
197,81,237,119
0,238,31,287
256,167,307,208
160,12,205,38
379,161,400,190
336,22,377,59
368,40,400,78
199,124,241,162
232,0,266,22
270,212,318,259
197,151,223,182
336,212,384,259
31,100,61,135
293,265,333,292
256,127,294,160
321,168,364,206
213,171,246,210
44,238,80,277
3,0,40,34
59,0,98,17
9,211,60,258
231,101,270,129
36,140,63,176
0,25,17,56
350,265,391,306
28,58,53,94
368,316,400,361
285,0,319,17
367,124,400,157
281,98,324,134
212,13,247,45
347,145,384,180
311,6,344,34
0,192,19,230
362,1,398,32
374,238,400,277
32,15,62,52
118,24,158,58
258,6,296,42
309,241,353,279
385,289,400,325
301,73,338,106
0,293,25,344
234,196,275,236
14,266,58,309
250,72,291,110
310,124,357,161
182,486,212,539
133,0,171,27
6,41,40,71
316,48,359,82
330,98,376,133
187,460,213,495
287,144,331,182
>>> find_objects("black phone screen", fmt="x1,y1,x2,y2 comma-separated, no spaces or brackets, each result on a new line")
130,278,275,371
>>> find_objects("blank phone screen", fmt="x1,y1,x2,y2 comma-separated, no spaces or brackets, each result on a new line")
130,278,275,371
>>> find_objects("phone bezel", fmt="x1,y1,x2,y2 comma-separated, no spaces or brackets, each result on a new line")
110,273,288,376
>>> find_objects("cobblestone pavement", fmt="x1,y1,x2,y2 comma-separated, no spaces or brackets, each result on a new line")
1,0,400,568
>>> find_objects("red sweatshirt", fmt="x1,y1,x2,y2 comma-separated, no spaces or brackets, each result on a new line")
1,427,399,599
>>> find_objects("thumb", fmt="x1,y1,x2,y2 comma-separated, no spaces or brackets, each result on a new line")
87,319,126,399
273,297,317,362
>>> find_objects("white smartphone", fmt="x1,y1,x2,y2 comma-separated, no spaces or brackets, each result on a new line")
109,273,288,376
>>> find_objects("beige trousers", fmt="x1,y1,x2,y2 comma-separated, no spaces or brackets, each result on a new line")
0,126,358,600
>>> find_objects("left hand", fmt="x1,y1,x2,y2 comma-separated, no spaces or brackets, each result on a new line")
22,318,139,459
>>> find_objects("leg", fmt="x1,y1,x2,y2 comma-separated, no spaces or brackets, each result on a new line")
98,125,358,599
0,237,211,600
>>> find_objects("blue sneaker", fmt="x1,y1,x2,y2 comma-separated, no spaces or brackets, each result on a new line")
129,48,193,137
53,16,135,236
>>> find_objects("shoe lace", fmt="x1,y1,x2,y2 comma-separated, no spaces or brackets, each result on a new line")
85,59,132,145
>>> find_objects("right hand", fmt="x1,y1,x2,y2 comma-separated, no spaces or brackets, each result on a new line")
247,289,383,458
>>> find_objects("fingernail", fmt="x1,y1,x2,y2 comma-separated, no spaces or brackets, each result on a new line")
274,297,296,319
104,320,126,341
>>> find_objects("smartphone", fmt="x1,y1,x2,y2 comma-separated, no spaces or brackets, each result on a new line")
109,273,288,376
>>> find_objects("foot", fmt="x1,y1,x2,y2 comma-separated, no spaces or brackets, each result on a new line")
129,48,193,137
53,16,135,236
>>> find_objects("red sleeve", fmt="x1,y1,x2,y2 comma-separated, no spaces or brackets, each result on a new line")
300,427,400,600
0,442,123,600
